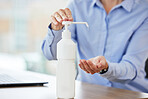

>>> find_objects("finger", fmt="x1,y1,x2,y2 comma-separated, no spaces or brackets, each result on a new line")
100,61,108,70
80,60,89,73
87,60,101,73
79,61,89,73
96,63,103,71
79,64,82,69
84,60,96,74
89,58,94,62
64,8,73,21
96,62,101,68
51,15,58,26
81,60,95,74
100,59,106,66
89,58,97,65
79,63,89,73
54,12,63,23
94,56,101,64
58,9,68,21
99,56,108,69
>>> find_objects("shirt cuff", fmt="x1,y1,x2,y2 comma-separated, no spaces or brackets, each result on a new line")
48,23,64,41
100,60,114,78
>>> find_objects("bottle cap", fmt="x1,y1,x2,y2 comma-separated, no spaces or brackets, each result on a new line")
62,21,89,39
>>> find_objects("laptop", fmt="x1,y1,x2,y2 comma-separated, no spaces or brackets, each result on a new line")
0,69,48,87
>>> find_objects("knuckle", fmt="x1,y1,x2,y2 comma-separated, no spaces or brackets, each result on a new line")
97,56,101,59
82,60,85,63
65,8,71,12
54,12,58,16
51,15,54,18
67,13,72,17
65,8,70,10
87,60,91,64
85,66,89,70
101,56,105,59
61,13,66,17
50,16,53,21
51,16,55,20
59,9,64,12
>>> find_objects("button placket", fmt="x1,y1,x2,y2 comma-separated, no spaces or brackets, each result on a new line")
101,12,110,56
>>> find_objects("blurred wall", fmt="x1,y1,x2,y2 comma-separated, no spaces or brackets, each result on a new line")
0,0,68,53
0,0,68,74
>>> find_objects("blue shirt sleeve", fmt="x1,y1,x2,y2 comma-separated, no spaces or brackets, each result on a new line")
41,0,76,60
101,18,148,84
41,25,63,60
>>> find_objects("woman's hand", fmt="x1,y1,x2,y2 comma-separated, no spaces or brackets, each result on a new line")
50,8,73,31
79,56,108,74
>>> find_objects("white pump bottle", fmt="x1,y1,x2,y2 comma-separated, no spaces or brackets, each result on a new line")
56,21,88,98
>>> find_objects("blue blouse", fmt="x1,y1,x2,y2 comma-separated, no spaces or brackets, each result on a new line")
42,0,148,92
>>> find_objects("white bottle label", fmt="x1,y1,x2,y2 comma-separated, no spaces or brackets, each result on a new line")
56,60,76,98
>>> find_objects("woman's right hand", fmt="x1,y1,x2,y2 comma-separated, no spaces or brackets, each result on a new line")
50,8,73,31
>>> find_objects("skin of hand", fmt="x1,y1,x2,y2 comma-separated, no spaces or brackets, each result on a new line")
79,56,108,74
50,8,73,31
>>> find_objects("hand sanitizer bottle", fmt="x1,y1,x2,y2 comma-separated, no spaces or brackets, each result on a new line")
56,21,88,98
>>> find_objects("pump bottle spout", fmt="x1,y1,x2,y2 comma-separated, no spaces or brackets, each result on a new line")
62,21,89,30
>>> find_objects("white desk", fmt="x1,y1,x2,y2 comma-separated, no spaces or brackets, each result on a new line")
0,71,148,99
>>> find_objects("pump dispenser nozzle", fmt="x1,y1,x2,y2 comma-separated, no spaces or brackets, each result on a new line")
62,21,89,39
62,21,89,30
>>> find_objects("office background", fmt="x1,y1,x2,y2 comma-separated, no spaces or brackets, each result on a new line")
0,0,68,75
0,0,148,78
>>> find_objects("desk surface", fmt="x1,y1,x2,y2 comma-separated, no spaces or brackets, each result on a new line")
0,71,148,99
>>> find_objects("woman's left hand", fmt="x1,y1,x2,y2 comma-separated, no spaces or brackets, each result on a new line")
79,56,108,74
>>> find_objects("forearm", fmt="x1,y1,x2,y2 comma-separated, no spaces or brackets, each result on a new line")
101,60,136,83
101,51,148,84
42,27,63,60
101,17,148,83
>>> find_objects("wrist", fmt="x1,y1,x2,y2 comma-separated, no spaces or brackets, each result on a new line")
50,23,64,31
99,61,109,74
99,68,108,74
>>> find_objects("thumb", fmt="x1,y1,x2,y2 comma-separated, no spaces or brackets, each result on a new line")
99,57,106,66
